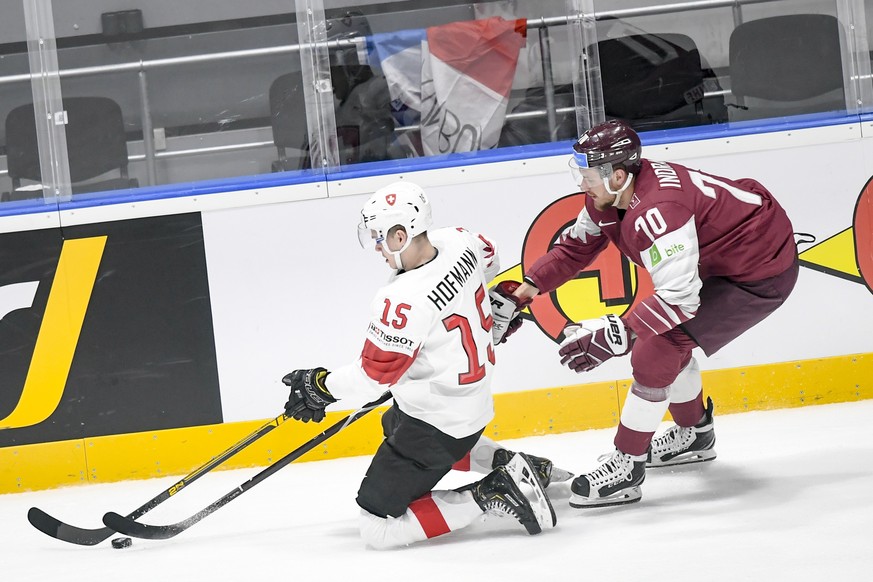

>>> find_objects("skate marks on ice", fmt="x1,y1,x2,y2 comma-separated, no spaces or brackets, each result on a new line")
2,401,873,581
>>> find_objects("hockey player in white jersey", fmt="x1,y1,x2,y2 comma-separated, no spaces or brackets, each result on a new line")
281,182,558,549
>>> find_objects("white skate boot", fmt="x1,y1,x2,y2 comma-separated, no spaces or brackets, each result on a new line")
648,397,717,468
569,449,646,508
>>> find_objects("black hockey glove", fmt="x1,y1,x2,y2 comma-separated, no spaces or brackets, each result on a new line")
489,280,532,345
282,367,336,423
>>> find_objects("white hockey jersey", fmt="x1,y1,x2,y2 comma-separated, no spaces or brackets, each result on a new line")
327,227,501,438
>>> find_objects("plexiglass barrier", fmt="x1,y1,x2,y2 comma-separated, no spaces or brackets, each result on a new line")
0,0,870,205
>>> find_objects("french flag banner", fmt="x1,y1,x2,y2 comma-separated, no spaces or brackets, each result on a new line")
367,27,427,112
368,17,526,156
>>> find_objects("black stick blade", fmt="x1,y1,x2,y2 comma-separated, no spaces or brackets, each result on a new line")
103,511,184,540
27,507,114,546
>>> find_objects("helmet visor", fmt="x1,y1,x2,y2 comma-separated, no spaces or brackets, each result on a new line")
568,158,613,190
357,222,383,249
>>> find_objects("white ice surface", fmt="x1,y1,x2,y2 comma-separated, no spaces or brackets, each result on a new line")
3,400,872,581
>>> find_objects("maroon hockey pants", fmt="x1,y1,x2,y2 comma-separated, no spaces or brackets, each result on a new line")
630,259,799,389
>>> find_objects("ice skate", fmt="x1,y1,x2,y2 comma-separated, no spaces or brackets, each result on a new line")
471,453,557,534
648,397,717,468
492,448,574,488
569,449,646,508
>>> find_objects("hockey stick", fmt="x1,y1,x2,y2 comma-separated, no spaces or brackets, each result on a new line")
27,413,289,546
103,390,393,540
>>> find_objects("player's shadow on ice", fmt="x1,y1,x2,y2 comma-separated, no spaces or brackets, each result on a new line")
554,446,870,523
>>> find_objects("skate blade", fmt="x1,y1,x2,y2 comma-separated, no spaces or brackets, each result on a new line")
507,454,558,531
647,449,717,468
548,466,574,485
569,486,642,508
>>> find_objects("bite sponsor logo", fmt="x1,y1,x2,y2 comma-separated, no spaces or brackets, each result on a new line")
665,243,685,257
648,241,684,268
649,245,662,266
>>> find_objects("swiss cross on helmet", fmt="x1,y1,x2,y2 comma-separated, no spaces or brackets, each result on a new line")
572,119,642,176
358,181,433,254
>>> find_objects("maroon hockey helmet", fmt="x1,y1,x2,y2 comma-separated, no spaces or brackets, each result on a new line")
572,120,643,176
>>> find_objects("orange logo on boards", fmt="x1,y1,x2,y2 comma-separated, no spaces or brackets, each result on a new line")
494,193,653,343
495,179,873,345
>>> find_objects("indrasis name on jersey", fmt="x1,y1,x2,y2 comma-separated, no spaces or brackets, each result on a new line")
368,322,416,350
427,247,479,310
649,161,681,189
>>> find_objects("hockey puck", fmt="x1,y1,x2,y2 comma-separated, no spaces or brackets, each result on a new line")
111,536,132,549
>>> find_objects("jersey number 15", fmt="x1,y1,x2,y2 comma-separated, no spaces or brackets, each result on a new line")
442,285,495,385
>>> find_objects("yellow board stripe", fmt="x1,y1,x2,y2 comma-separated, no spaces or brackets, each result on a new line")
1,351,869,493
0,237,107,429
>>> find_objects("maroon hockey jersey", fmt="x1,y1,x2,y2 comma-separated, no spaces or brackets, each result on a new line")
527,159,796,342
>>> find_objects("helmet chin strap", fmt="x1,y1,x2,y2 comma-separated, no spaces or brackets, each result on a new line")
391,250,404,271
388,235,414,271
602,172,633,207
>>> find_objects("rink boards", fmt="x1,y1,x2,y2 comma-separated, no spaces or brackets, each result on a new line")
1,120,872,493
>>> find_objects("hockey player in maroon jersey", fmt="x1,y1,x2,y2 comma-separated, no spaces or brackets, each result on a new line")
495,120,798,508
281,182,562,549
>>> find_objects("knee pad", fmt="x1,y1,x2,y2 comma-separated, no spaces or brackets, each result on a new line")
630,381,669,402
670,357,702,404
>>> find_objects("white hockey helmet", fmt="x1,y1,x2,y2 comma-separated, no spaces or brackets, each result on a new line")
358,181,432,245
358,181,432,270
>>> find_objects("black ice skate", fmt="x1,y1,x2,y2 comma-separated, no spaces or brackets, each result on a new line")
471,453,557,534
492,448,574,488
569,449,646,508
647,397,717,468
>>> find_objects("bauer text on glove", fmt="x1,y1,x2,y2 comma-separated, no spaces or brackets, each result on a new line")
558,314,633,373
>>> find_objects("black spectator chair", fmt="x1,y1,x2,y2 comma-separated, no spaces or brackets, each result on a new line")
330,63,396,165
270,11,396,171
4,96,138,200
268,72,308,172
498,84,578,147
728,14,846,121
500,32,726,146
597,32,727,131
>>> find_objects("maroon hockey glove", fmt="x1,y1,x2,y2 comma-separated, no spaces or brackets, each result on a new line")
489,280,532,345
558,314,633,373
282,367,336,423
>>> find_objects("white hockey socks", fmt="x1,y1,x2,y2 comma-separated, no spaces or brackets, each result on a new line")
667,357,706,427
615,386,671,456
358,490,482,550
452,434,501,474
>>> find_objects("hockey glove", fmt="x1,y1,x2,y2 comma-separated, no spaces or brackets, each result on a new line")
558,314,633,373
489,280,532,345
282,367,336,423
